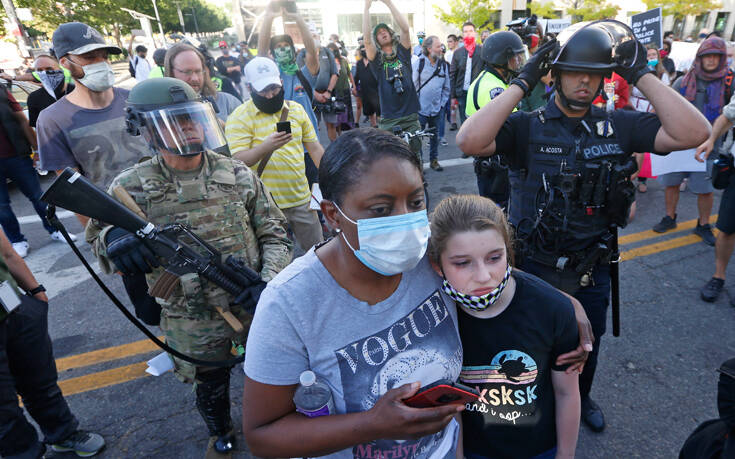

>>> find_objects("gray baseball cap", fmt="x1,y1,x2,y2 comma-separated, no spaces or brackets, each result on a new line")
52,22,122,59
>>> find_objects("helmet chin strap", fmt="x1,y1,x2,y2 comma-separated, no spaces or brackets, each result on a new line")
555,74,605,111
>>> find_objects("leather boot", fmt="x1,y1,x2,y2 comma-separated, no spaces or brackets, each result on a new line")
196,368,236,458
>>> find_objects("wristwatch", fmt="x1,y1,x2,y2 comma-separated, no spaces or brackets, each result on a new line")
28,284,46,296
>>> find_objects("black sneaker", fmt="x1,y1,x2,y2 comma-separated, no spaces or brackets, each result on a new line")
653,215,677,233
701,277,725,302
581,396,605,432
449,122,458,131
694,222,716,246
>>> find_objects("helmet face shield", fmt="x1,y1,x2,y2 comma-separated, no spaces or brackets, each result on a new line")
141,101,226,157
554,19,639,73
508,52,527,72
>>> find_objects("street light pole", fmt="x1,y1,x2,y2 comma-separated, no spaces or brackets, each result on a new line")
0,0,32,57
174,1,186,34
190,7,201,38
151,0,168,46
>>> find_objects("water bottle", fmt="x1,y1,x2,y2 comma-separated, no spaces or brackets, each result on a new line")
293,370,335,418
605,82,615,113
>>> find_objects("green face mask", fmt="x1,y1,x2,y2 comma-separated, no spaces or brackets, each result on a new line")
274,46,298,74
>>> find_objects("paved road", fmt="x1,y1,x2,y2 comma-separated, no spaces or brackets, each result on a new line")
7,122,735,458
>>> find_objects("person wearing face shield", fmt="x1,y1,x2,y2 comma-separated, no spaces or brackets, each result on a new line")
86,77,292,458
465,30,526,210
457,21,711,433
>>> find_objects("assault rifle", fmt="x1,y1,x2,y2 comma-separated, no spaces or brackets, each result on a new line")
41,168,263,321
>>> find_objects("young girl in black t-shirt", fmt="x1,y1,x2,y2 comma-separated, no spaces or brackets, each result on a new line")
428,194,580,459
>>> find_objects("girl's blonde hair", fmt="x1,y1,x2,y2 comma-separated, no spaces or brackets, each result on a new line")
428,194,514,267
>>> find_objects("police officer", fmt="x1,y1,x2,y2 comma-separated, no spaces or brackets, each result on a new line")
86,78,293,457
457,22,710,432
466,30,527,208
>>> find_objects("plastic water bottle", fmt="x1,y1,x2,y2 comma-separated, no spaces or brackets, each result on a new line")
293,370,335,418
605,82,615,113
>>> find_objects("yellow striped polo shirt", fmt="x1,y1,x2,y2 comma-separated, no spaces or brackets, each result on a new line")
225,100,318,209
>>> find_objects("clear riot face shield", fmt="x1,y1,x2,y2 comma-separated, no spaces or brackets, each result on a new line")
138,101,227,157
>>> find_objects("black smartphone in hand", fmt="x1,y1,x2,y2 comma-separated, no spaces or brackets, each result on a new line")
276,121,292,134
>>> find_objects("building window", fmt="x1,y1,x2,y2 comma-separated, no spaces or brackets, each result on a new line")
715,12,729,33
512,10,527,20
673,18,685,39
692,13,710,37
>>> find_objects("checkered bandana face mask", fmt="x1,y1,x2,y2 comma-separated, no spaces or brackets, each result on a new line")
441,264,512,311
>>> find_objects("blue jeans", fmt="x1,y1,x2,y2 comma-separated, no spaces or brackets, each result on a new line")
418,113,440,161
0,156,55,243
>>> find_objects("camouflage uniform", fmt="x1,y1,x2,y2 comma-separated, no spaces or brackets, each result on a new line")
87,151,292,383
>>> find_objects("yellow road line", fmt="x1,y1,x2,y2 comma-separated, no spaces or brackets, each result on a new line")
58,362,150,397
56,337,162,372
619,215,717,246
621,231,718,262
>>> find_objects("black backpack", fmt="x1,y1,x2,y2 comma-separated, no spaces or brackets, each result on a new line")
128,56,137,78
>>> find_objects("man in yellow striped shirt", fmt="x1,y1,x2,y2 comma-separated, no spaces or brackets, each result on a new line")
226,57,325,251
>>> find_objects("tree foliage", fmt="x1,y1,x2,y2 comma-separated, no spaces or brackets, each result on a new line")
530,2,560,19
433,0,501,31
2,0,230,39
642,0,722,20
565,0,620,21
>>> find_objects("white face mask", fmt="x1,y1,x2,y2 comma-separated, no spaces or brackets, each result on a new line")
74,61,115,92
335,204,430,276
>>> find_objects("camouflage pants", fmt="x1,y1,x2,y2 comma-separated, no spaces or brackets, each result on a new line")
160,306,253,384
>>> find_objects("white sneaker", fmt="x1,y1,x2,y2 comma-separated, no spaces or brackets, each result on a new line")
50,230,77,242
12,241,28,258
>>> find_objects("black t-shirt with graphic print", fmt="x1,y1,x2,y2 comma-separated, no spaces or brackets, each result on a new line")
457,270,578,459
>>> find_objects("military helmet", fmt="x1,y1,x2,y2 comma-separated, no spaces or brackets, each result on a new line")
481,31,526,67
551,25,617,74
126,77,227,157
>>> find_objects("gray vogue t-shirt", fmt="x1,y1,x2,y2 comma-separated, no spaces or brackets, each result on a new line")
37,87,148,187
245,249,462,459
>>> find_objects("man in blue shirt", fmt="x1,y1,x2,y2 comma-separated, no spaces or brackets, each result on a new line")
413,35,450,171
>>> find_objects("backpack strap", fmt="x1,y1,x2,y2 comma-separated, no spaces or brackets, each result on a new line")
295,69,314,104
257,102,289,177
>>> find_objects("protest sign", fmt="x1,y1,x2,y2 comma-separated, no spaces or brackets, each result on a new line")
631,7,662,48
650,149,706,176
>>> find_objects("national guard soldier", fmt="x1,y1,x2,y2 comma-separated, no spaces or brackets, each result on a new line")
86,77,293,457
466,30,527,209
457,21,710,433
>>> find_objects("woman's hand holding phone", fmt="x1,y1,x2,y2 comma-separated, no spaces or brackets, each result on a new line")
366,382,463,441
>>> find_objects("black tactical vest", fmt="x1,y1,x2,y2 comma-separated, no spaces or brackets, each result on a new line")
509,97,631,256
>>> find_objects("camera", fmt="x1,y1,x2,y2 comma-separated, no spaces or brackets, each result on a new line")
507,14,540,46
385,68,404,94
313,97,347,114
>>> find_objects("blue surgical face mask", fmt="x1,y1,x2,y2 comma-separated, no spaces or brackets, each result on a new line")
334,204,430,276
647,59,658,68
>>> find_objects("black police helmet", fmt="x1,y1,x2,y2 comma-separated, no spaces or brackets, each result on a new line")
481,31,525,67
552,26,617,74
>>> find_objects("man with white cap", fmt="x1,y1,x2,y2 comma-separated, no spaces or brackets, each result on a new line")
226,57,325,251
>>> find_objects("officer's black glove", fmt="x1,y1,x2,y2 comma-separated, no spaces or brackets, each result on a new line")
515,38,558,95
105,227,160,275
615,39,654,85
233,279,267,314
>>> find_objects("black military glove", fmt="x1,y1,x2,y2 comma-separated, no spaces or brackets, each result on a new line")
233,279,267,314
515,38,558,95
105,227,160,275
615,39,654,85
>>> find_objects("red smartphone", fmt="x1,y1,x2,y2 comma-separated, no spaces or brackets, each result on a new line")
403,379,479,408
